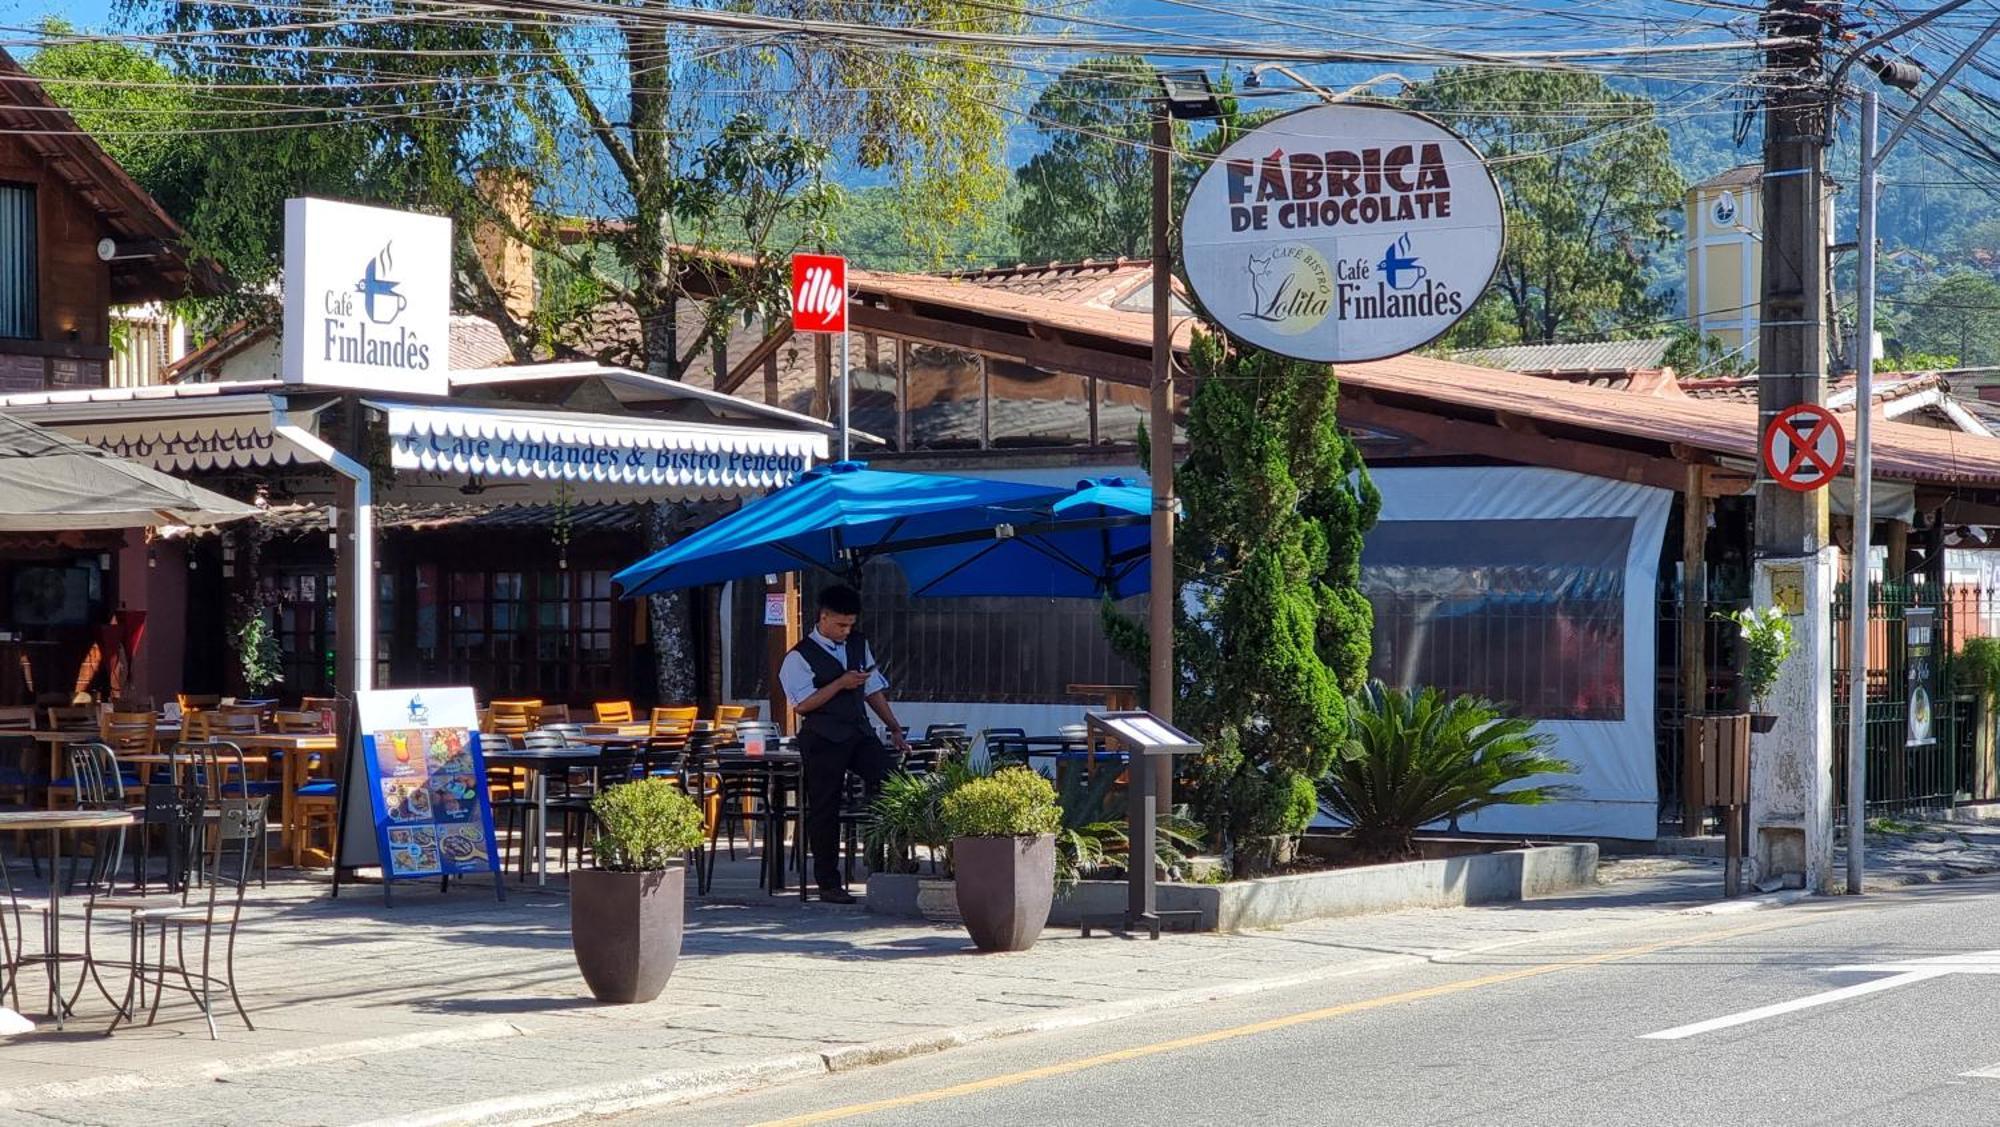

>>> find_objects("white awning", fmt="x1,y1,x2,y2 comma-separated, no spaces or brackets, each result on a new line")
0,383,324,471
376,401,825,499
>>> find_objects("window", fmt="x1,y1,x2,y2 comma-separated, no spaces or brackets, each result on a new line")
444,566,618,700
0,184,35,339
1361,518,1632,722
731,563,1142,704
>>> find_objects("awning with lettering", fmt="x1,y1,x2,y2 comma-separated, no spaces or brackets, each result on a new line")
375,401,826,500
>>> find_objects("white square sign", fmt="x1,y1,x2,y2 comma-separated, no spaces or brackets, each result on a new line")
282,198,452,395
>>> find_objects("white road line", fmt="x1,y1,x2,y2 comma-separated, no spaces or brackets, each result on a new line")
1641,970,1950,1040
1960,1063,2000,1080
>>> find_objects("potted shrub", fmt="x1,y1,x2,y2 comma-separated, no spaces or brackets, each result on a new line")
940,767,1061,952
1723,606,1796,733
1321,683,1576,861
571,777,706,1004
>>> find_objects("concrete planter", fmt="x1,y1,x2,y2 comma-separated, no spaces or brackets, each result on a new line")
871,843,1598,932
952,834,1055,952
916,877,961,923
570,865,685,1004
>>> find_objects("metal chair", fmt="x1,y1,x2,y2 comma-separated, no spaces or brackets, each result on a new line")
109,795,267,1039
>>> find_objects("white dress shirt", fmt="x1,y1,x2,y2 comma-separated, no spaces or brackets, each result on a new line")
778,630,890,708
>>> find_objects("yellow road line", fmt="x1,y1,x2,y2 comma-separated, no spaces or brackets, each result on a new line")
753,916,1806,1127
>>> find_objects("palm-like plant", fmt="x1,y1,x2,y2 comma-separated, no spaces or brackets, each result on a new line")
1322,683,1576,860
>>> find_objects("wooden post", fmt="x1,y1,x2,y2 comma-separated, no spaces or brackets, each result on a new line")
763,352,779,410
895,339,910,452
766,573,799,735
812,334,832,423
1680,463,1709,837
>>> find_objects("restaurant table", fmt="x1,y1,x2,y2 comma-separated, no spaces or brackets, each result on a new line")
0,808,135,1030
231,733,338,866
483,746,603,885
701,747,803,893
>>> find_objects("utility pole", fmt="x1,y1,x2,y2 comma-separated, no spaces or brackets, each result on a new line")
1836,9,2000,893
1148,107,1175,816
1748,0,1837,893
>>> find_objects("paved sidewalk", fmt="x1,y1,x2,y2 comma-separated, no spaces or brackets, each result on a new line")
0,861,1720,1126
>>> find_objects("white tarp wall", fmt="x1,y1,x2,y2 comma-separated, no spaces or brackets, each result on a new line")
1363,467,1672,840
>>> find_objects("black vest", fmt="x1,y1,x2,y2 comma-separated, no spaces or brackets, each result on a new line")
793,633,871,743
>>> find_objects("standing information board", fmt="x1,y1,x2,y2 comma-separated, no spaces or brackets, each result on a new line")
1906,607,1938,750
334,687,504,904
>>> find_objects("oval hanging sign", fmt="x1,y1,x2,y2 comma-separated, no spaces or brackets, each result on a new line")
1181,104,1505,363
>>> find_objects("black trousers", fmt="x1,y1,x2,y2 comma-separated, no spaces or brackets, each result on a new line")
799,729,890,891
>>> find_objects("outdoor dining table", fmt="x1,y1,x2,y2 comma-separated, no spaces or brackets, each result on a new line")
482,744,602,886
231,733,339,866
0,808,135,1031
702,745,803,892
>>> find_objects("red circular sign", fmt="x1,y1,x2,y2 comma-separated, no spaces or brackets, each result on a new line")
1761,403,1848,492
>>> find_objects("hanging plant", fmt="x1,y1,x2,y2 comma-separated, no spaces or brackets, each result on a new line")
551,479,576,570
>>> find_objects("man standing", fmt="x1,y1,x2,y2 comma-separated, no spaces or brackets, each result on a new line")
780,583,911,903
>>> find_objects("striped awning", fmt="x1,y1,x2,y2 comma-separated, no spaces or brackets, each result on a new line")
376,401,825,498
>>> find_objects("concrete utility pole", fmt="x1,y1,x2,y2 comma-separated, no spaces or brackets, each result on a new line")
1749,0,1837,893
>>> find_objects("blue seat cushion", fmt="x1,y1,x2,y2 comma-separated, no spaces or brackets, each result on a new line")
50,774,141,789
296,780,338,798
223,780,283,796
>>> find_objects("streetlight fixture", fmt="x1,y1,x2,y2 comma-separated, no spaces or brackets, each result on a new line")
1245,63,1411,104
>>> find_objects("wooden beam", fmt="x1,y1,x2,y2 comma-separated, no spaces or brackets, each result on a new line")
896,338,911,452
1700,466,1756,497
717,325,795,396
1680,462,1709,838
848,304,1152,386
1339,395,1692,492
763,352,779,409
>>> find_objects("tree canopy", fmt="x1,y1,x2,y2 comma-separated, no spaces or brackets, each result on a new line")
1405,66,1685,347
1889,272,2000,368
1011,56,1160,264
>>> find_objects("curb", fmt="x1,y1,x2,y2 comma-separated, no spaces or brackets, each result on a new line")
355,907,1726,1127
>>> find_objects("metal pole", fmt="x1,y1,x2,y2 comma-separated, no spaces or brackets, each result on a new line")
838,326,851,462
1846,90,1877,896
1148,109,1175,815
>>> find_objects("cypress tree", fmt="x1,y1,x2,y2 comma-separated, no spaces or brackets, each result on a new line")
1113,331,1379,864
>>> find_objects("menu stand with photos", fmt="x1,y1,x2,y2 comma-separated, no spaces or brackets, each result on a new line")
332,687,505,905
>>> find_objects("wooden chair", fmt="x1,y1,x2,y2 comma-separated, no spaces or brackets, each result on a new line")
99,711,159,760
594,701,635,724
46,704,100,732
711,704,747,732
211,708,262,738
532,703,572,727
737,704,761,723
176,693,221,715
490,700,540,738
271,710,327,735
648,706,698,742
0,706,35,731
293,748,340,868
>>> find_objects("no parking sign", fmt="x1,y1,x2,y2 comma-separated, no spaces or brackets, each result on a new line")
1761,403,1847,493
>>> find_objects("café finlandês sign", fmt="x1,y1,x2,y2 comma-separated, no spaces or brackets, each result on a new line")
282,198,452,395
1182,104,1504,363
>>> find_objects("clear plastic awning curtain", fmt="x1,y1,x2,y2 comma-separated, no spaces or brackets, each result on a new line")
1360,467,1673,840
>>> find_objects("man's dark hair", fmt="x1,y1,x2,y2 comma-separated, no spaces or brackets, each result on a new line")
818,584,862,617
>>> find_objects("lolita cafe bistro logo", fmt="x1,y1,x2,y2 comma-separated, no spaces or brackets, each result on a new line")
321,241,434,371
1183,104,1504,364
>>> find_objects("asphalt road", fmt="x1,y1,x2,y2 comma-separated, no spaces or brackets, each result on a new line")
631,874,2000,1127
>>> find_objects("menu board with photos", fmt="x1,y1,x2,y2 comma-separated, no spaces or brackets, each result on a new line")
351,687,503,888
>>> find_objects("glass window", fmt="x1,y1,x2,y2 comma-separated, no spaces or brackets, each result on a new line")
1360,518,1632,722
730,563,1142,704
0,184,36,340
906,344,983,449
987,361,1091,447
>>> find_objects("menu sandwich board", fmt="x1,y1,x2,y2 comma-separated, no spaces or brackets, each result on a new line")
334,687,504,904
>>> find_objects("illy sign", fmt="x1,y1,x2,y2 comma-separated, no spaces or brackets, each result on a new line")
282,198,452,395
791,253,847,334
1182,104,1504,363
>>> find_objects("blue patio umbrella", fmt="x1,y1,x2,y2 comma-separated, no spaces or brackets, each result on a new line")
890,478,1153,599
613,461,1069,595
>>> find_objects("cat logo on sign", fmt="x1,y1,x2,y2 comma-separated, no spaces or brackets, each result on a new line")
1761,403,1847,493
